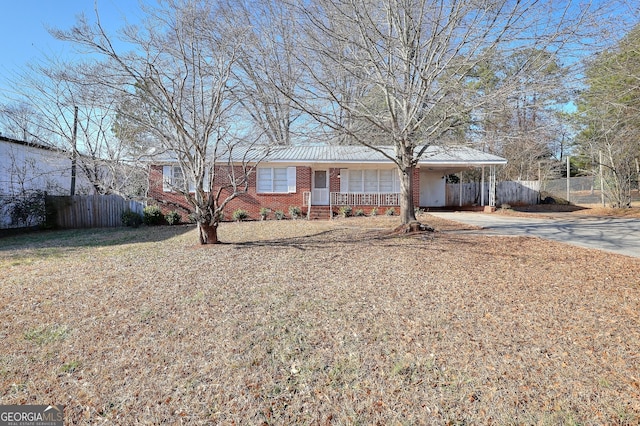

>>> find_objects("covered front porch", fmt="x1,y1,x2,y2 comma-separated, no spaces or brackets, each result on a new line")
302,164,500,219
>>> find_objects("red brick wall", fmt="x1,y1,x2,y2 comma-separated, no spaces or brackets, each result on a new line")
147,165,193,219
330,168,341,192
147,165,313,221
412,168,420,208
148,164,420,221
215,166,311,219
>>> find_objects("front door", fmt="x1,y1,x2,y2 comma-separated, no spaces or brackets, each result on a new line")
312,170,329,205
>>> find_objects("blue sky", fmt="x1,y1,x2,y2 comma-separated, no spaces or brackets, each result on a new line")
0,0,145,94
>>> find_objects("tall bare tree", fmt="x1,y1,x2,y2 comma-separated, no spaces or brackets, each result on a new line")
53,0,269,244
228,0,306,146
470,48,569,181
576,23,640,207
0,102,49,143
290,0,617,226
0,58,142,196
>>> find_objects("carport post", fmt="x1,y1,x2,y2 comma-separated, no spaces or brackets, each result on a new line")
459,172,462,207
481,165,485,207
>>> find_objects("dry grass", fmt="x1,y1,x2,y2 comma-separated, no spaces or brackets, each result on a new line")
1,214,639,425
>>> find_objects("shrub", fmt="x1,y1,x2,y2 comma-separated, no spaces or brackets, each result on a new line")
165,210,181,225
232,209,249,222
354,209,365,217
288,205,301,219
121,209,143,227
143,205,163,225
4,190,45,227
385,207,396,216
339,205,352,217
414,207,423,216
370,207,378,216
274,210,285,220
259,207,269,220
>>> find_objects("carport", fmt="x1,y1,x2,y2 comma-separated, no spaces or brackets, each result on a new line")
417,147,507,208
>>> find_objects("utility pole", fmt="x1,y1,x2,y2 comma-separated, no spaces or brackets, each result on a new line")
600,151,605,207
70,106,78,196
566,155,570,203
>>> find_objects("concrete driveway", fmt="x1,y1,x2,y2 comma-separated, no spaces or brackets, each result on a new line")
430,212,640,258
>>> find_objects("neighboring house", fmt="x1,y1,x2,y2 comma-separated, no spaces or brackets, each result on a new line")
148,144,507,220
0,135,93,228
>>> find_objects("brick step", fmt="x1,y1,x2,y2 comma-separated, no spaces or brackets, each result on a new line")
306,206,332,220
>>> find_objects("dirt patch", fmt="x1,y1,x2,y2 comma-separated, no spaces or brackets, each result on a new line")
495,203,640,219
391,221,436,235
1,216,639,424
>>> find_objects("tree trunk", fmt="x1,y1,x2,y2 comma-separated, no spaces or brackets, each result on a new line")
198,222,219,244
398,164,417,225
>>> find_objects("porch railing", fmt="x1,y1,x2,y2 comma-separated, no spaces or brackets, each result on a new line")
330,192,400,206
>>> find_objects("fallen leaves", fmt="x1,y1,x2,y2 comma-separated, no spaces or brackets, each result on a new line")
1,216,639,424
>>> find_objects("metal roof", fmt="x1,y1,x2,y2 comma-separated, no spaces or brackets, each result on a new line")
151,144,507,166
261,145,507,165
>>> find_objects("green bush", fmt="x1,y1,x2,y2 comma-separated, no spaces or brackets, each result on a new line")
232,209,249,222
354,209,365,217
4,190,45,227
259,207,269,220
165,210,181,225
370,207,378,216
274,210,285,220
288,205,301,219
339,205,352,217
143,205,164,225
385,207,396,216
121,209,143,227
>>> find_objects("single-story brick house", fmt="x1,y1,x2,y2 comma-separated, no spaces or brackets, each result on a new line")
147,144,507,220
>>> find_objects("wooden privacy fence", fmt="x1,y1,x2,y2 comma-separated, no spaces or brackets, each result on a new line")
446,180,540,206
46,195,144,229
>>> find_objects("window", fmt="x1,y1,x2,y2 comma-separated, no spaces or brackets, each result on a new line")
379,170,395,192
257,167,296,193
162,165,185,192
342,169,400,193
348,170,363,192
364,170,379,192
314,170,327,188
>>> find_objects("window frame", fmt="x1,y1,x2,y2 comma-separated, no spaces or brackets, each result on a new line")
342,168,400,193
256,166,296,194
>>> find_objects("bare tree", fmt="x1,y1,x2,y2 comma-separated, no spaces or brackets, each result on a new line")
228,0,307,146
1,58,141,196
290,0,617,226
470,48,570,181
53,0,267,244
0,102,50,143
575,22,640,208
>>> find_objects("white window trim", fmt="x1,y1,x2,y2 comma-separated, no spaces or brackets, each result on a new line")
257,166,296,194
163,165,184,192
340,169,400,193
162,165,209,193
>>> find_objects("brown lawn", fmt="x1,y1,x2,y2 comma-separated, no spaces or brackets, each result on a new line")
1,214,639,425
